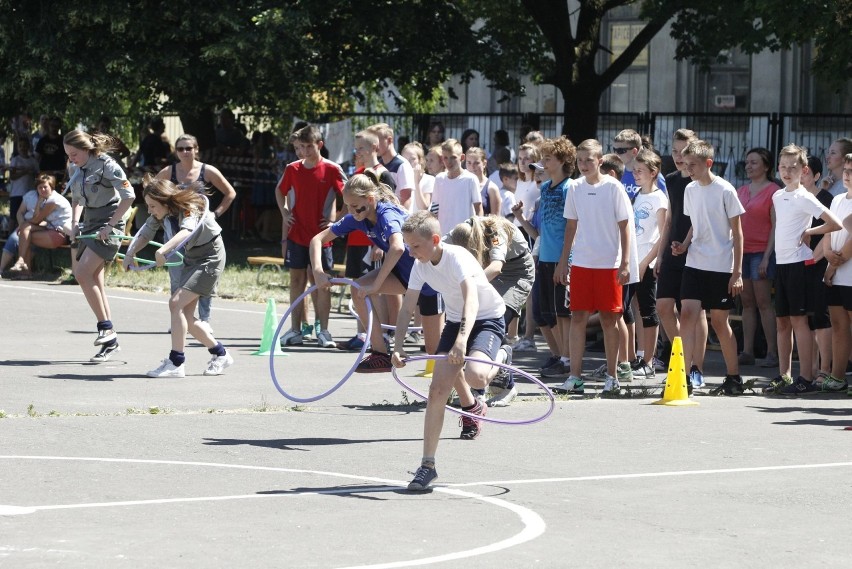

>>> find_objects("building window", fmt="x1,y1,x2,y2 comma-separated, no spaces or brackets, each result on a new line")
799,42,852,114
606,22,649,113
694,48,751,112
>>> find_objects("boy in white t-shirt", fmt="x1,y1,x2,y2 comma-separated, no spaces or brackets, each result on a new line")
392,211,508,492
497,163,518,218
825,160,852,397
672,140,745,395
556,139,632,395
431,139,482,232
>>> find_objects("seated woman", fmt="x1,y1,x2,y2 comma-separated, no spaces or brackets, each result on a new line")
0,173,71,279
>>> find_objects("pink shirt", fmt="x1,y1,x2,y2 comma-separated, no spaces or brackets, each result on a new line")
737,181,780,253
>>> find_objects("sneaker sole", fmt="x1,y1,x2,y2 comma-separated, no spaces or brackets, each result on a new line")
203,359,233,376
94,333,117,346
89,346,121,362
353,367,392,374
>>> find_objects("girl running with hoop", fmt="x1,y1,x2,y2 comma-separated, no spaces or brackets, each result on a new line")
65,130,136,362
309,171,443,373
123,176,233,378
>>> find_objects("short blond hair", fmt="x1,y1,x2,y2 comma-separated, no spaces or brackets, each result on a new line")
614,129,641,149
577,139,603,159
682,140,714,161
355,130,379,148
440,138,463,154
367,122,393,140
778,143,808,168
402,210,441,239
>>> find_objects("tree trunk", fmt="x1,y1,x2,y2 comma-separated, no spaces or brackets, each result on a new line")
178,109,217,154
559,82,603,144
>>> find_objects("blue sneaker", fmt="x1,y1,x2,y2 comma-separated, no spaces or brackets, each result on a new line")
689,365,706,389
408,464,438,491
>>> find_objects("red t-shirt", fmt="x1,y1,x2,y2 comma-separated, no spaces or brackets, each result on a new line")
737,181,780,253
278,158,345,246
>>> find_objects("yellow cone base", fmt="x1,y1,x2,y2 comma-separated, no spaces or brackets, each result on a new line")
415,358,435,378
653,336,697,406
252,298,288,357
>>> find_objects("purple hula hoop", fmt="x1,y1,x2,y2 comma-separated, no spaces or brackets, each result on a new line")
347,298,423,332
392,354,555,425
269,277,372,403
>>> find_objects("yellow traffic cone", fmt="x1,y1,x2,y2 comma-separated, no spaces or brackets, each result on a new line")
416,358,435,378
653,336,697,406
252,298,287,356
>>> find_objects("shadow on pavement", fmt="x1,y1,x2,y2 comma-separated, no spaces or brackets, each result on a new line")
202,436,424,450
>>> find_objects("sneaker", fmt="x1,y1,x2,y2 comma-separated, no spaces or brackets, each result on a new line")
354,352,393,374
448,388,486,408
587,363,607,380
301,322,314,341
539,355,561,371
616,362,633,383
815,373,847,392
601,374,620,395
760,352,779,368
317,329,336,348
689,365,706,389
487,385,518,407
489,345,514,389
512,337,538,352
721,374,745,396
631,357,655,379
779,376,819,396
460,401,487,440
405,331,423,345
203,352,233,376
280,329,303,346
337,334,365,351
652,356,666,373
94,328,117,346
89,342,120,363
541,359,568,378
737,352,755,365
147,358,185,378
407,464,438,491
556,376,585,394
59,274,78,285
763,373,793,394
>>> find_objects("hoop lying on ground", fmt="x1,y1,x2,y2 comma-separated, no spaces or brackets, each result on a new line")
270,278,373,403
77,234,184,269
348,298,423,333
392,354,556,425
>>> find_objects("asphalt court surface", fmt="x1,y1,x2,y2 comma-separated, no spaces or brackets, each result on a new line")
1,281,851,568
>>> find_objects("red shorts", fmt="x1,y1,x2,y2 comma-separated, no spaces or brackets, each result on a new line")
570,266,623,313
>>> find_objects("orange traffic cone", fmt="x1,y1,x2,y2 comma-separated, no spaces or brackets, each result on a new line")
653,336,697,406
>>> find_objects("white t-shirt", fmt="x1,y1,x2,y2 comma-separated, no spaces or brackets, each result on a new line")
513,179,539,228
683,176,745,273
392,158,416,203
499,188,517,217
432,170,481,234
828,193,852,286
408,243,505,322
9,155,39,198
772,186,828,264
410,173,435,213
633,190,669,268
41,191,72,230
563,174,633,269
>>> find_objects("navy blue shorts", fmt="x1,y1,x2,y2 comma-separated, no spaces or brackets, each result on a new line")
436,317,504,359
286,241,333,271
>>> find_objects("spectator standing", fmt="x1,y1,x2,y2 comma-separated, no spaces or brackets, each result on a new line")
431,139,482,232
401,142,434,213
466,147,501,216
34,117,66,177
822,138,852,197
7,137,39,230
368,123,415,211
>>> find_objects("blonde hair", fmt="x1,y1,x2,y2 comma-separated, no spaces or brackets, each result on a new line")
402,142,425,165
367,122,393,141
577,139,603,159
778,143,808,168
614,129,641,148
355,130,379,148
465,146,487,163
402,210,440,239
63,129,118,155
440,138,463,154
344,171,399,205
682,140,715,161
517,143,541,182
142,174,206,217
447,216,516,268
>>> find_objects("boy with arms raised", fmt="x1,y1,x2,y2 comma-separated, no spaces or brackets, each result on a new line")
392,211,508,491
672,140,744,394
556,140,632,394
765,145,841,395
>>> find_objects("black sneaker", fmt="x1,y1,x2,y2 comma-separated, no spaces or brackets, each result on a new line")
490,345,513,389
779,376,819,396
90,342,120,363
721,374,745,396
407,464,438,491
354,352,392,374
460,400,487,440
539,355,560,370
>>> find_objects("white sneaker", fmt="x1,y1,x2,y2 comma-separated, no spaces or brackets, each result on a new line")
147,358,185,378
94,328,117,346
203,352,233,376
280,329,303,346
512,337,538,352
602,375,620,395
317,329,336,348
487,385,518,407
90,342,120,362
587,363,608,380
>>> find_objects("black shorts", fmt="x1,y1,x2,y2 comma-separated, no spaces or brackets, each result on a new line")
623,267,659,328
775,261,809,318
622,283,636,325
345,245,370,278
534,261,570,327
680,267,734,311
417,291,444,316
286,241,333,271
807,260,830,330
826,284,852,311
436,317,504,359
656,264,683,301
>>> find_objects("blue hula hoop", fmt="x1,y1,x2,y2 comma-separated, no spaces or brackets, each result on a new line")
270,277,373,403
392,354,555,425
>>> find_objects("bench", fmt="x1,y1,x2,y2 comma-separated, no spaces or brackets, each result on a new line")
246,256,349,311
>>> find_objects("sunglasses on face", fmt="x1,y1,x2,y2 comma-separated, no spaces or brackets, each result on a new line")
612,147,634,155
176,146,195,152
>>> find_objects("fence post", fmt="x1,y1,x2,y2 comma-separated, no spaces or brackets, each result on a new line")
769,113,782,158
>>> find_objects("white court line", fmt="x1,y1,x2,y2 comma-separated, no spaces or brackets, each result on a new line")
443,461,852,488
0,456,546,569
0,282,265,315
